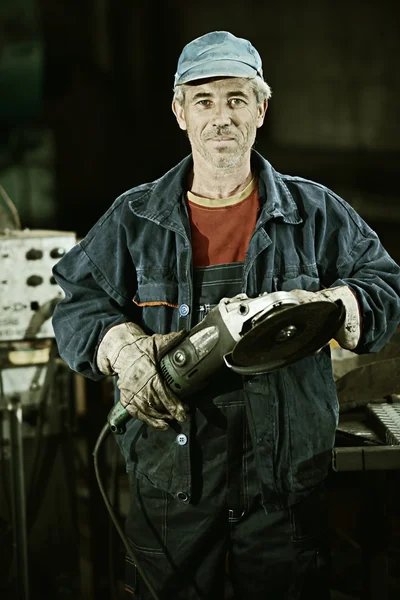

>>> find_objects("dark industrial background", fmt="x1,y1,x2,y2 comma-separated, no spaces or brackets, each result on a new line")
1,1,400,599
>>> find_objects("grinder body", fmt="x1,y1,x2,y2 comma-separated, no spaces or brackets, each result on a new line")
159,306,235,398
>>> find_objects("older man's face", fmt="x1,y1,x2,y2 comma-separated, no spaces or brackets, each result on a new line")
173,77,266,170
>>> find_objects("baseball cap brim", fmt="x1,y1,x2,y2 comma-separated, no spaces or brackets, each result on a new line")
174,59,259,87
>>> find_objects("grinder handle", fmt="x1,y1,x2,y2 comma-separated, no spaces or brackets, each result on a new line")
107,402,130,434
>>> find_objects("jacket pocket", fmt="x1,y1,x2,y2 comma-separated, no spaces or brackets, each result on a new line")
133,270,179,333
125,475,169,553
134,269,179,306
127,417,192,502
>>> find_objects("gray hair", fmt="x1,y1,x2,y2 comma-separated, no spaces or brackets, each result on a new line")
173,76,272,107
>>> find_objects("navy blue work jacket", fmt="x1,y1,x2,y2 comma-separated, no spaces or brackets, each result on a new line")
52,151,400,510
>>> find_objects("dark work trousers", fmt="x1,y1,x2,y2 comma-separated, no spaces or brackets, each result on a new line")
124,264,331,599
124,397,331,600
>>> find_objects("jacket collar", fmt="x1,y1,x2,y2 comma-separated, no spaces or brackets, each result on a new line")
252,151,302,225
128,150,302,226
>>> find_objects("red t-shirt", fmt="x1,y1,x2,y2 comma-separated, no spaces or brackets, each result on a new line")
187,177,260,267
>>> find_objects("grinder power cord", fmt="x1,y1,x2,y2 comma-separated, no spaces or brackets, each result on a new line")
93,288,353,598
93,424,162,600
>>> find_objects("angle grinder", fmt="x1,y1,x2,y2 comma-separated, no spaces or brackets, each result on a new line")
108,291,345,433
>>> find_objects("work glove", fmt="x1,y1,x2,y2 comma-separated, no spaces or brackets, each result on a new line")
96,322,187,430
289,286,361,350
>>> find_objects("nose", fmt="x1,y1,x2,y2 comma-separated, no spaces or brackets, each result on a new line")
211,103,231,128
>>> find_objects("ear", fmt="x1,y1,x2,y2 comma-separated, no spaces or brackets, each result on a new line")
256,99,268,129
172,100,187,131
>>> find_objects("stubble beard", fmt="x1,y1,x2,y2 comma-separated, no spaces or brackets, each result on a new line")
190,126,257,171
206,150,243,170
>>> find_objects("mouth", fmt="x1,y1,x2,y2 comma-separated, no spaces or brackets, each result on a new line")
208,137,235,143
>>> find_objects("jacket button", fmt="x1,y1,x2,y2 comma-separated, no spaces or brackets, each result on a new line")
176,434,188,446
179,303,190,317
177,491,189,502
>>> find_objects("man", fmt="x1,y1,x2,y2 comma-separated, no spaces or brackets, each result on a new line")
52,31,400,599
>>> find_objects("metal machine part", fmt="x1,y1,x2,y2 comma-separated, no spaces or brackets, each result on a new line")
332,397,400,471
0,229,76,341
366,402,400,446
6,396,30,600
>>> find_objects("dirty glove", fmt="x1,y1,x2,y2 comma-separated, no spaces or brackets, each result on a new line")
96,322,187,430
289,286,361,350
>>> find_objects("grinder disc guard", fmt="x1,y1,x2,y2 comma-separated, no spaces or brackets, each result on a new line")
228,300,345,375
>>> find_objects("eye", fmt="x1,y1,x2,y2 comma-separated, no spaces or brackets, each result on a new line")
197,99,212,107
229,98,246,107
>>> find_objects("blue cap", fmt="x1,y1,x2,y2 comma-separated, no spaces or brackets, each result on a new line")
174,31,264,88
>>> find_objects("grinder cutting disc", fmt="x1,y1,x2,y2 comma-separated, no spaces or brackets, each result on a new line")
229,300,345,375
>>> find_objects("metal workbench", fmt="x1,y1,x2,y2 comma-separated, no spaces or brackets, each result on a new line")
332,401,400,600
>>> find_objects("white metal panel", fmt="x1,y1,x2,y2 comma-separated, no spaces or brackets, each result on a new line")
0,229,77,341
